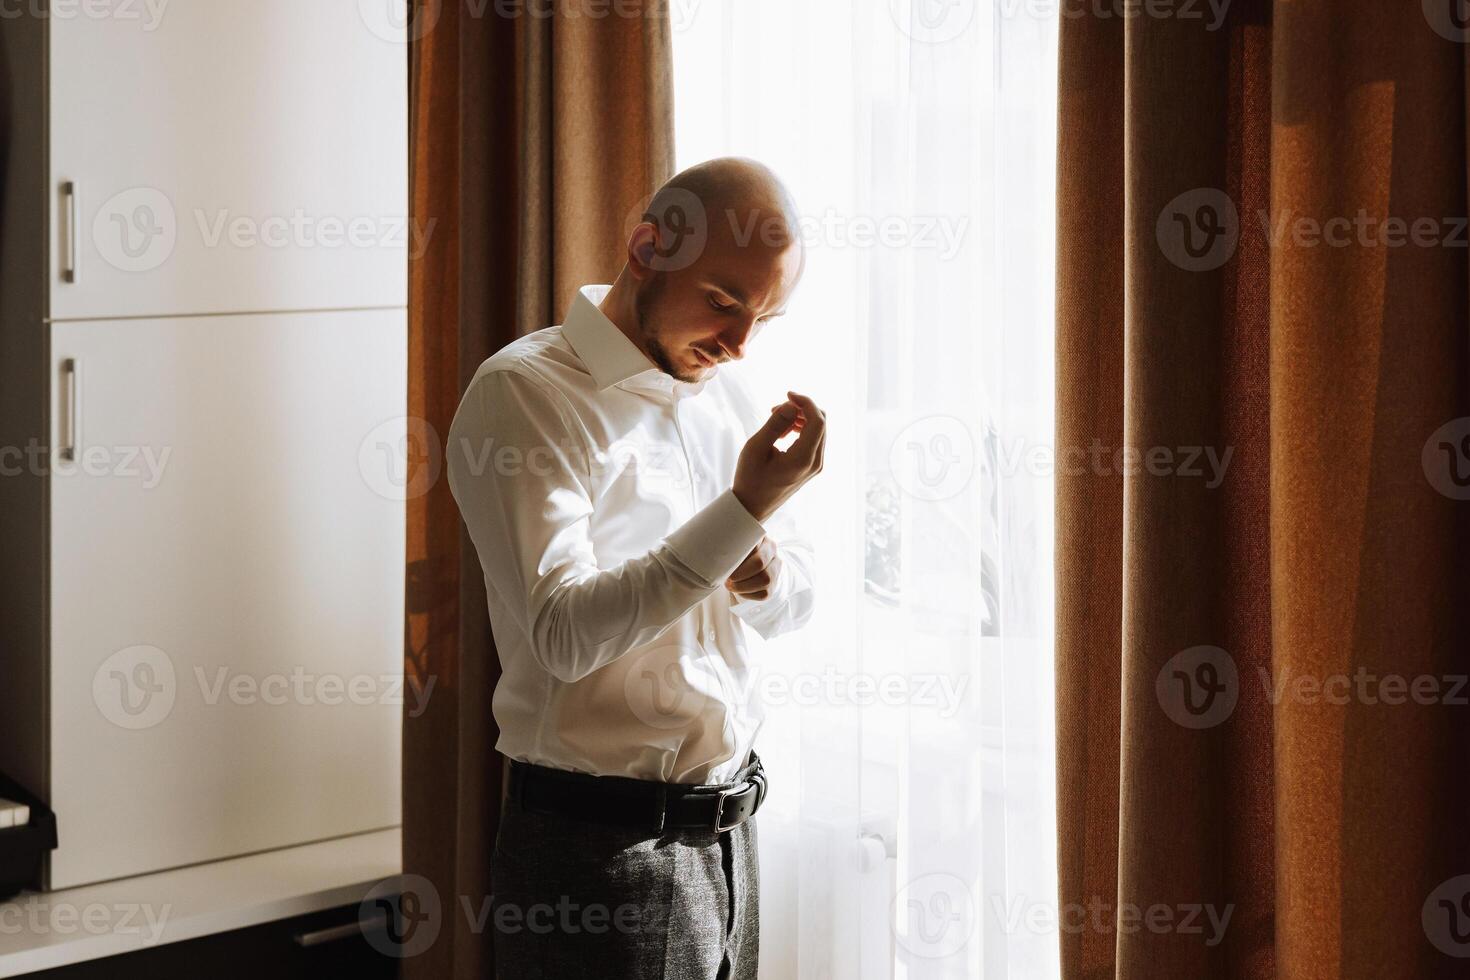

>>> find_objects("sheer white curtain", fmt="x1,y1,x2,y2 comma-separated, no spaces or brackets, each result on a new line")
673,2,1058,977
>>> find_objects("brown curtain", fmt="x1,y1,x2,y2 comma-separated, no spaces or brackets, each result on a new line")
1057,2,1470,978
404,2,674,976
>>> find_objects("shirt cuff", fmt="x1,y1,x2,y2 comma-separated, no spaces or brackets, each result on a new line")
663,488,768,588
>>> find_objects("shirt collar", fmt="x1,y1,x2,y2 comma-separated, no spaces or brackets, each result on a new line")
562,284,711,399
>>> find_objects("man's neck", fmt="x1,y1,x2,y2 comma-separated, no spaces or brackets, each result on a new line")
596,272,649,359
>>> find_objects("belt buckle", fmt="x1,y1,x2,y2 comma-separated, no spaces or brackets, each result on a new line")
713,780,756,833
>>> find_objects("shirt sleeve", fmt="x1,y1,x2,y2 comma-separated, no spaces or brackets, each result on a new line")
714,363,818,640
727,503,817,640
446,366,769,684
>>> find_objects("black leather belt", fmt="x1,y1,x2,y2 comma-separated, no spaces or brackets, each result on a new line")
506,751,768,835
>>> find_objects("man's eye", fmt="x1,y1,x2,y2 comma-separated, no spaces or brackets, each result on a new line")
708,295,735,312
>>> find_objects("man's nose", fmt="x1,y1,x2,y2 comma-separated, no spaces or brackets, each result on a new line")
716,319,755,361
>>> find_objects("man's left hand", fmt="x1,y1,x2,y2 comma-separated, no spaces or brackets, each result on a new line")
726,535,782,601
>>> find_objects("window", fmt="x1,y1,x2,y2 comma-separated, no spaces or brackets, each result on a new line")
674,2,1060,976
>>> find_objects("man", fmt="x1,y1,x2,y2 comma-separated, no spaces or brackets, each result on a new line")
446,156,825,979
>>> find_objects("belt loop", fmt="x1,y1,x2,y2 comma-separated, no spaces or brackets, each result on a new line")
654,784,668,835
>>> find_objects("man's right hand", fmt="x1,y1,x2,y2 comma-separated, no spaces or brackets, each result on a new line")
732,391,826,523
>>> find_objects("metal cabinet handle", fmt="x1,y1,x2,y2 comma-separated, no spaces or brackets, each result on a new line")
59,358,79,461
293,914,387,947
61,181,79,283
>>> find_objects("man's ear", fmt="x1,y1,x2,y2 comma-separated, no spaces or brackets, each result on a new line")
627,220,660,280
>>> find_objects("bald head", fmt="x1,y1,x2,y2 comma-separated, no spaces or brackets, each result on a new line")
602,156,805,384
644,156,802,257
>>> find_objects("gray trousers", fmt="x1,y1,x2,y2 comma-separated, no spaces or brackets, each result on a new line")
490,796,759,979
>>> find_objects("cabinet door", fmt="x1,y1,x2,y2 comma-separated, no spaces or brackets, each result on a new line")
48,310,407,889
47,1,408,320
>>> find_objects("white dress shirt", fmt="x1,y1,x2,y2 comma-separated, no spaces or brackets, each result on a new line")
447,283,816,785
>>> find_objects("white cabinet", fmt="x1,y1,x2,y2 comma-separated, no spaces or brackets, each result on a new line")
0,2,408,889
47,0,408,319
45,311,405,889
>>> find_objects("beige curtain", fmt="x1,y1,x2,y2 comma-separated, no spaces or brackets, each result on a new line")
1057,1,1470,978
405,2,674,975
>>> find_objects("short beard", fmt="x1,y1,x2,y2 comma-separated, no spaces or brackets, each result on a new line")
633,274,701,383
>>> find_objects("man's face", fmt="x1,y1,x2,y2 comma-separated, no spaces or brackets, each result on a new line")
632,216,803,383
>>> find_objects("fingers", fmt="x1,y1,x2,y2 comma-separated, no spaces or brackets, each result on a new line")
751,401,801,447
726,536,776,590
728,552,781,600
781,391,825,469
